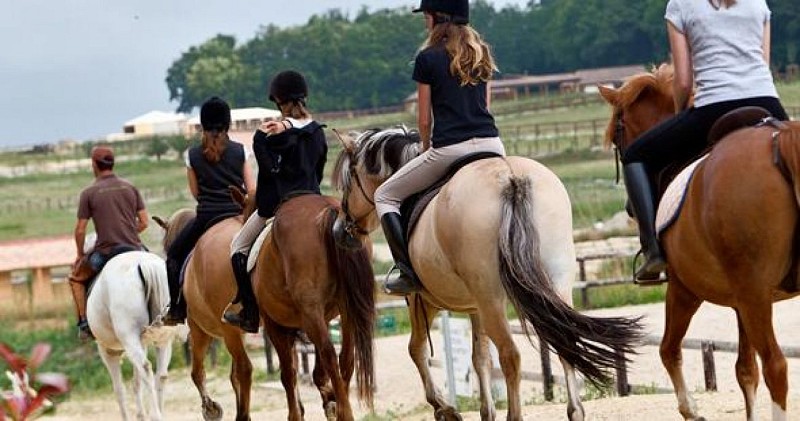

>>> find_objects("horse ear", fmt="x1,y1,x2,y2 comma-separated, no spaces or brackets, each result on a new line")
152,216,168,230
332,128,356,153
598,85,618,106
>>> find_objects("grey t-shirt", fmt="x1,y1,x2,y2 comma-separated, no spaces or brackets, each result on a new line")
665,0,778,107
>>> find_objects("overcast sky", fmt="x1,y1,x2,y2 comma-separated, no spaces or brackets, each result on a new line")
0,0,527,148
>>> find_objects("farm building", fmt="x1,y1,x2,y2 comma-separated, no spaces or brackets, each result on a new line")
122,110,188,137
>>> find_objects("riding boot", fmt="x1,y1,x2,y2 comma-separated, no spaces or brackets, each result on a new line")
163,258,186,325
380,212,422,295
623,162,668,284
222,252,260,333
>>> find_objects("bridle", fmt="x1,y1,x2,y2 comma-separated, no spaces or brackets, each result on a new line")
612,110,626,184
339,152,375,238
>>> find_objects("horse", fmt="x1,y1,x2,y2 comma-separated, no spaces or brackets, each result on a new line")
331,127,644,421
154,210,254,421
599,64,800,420
249,193,375,421
86,250,178,421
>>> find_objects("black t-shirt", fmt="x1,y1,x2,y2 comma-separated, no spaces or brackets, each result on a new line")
412,45,498,148
188,140,246,216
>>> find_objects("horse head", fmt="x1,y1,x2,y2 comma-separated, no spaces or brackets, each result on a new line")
330,127,422,248
152,208,196,253
598,63,680,153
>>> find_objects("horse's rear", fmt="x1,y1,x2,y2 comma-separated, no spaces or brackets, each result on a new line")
253,194,375,421
87,250,175,421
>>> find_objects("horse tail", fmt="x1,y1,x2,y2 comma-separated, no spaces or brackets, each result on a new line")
322,207,376,407
497,174,643,387
137,256,170,326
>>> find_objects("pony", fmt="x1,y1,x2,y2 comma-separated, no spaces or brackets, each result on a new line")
331,127,644,421
599,64,800,420
249,193,375,421
154,210,254,421
86,250,178,421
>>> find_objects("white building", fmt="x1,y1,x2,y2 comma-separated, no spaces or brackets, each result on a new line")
122,111,188,137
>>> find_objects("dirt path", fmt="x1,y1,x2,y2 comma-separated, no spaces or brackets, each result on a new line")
47,300,800,420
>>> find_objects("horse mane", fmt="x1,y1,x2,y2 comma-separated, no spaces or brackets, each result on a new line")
162,208,196,252
332,127,422,192
604,63,675,148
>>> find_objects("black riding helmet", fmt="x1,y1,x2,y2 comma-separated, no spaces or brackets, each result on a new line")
200,96,231,132
413,0,469,25
269,70,308,105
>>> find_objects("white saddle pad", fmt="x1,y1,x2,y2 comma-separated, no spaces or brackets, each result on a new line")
655,154,708,237
246,219,273,272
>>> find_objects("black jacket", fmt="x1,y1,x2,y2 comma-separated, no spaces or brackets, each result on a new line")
253,121,327,217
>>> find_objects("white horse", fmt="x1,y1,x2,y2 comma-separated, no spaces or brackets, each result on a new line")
86,250,178,421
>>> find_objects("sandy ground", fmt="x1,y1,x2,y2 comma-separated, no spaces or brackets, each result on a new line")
44,298,800,420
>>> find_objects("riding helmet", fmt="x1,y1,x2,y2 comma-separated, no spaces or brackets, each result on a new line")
269,70,308,105
413,0,469,24
200,96,231,132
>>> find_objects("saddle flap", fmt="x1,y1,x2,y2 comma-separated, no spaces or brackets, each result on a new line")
655,154,708,237
246,219,273,272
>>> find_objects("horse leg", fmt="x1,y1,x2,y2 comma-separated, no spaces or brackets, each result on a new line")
407,299,458,420
188,323,223,421
153,339,173,414
660,279,703,420
338,325,355,393
303,314,353,420
468,314,496,421
118,337,159,421
736,300,787,421
558,358,585,421
313,348,336,414
222,332,253,421
98,346,130,421
264,319,304,421
477,304,522,421
734,310,759,420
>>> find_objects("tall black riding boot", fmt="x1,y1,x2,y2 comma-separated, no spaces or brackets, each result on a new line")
381,212,422,295
623,162,668,283
222,252,260,333
163,258,186,325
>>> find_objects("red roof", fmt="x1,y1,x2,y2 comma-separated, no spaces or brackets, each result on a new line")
0,236,75,272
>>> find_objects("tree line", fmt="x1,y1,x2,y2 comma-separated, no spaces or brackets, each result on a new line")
166,0,800,114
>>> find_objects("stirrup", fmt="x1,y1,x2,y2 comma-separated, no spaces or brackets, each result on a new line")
632,251,667,286
162,305,186,326
382,267,421,296
222,308,259,333
77,320,94,342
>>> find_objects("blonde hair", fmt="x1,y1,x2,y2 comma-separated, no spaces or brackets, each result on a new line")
201,132,228,163
421,16,497,86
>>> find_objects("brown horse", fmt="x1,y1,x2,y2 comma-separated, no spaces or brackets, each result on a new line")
155,211,254,421
248,193,375,421
332,127,643,421
600,64,800,420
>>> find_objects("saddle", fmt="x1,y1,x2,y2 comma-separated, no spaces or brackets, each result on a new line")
399,152,503,239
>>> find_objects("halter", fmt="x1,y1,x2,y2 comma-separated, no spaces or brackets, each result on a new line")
339,153,374,237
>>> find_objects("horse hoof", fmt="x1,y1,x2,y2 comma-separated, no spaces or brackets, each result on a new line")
201,400,223,421
434,407,462,421
324,401,336,420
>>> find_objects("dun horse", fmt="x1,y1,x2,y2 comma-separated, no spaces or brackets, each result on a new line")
156,210,254,421
600,64,800,420
332,127,643,421
86,250,177,421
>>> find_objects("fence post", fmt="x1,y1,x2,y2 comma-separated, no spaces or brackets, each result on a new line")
615,348,630,396
578,258,589,308
701,340,717,391
540,345,554,401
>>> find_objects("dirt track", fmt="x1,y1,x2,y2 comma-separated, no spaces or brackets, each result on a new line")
45,299,800,420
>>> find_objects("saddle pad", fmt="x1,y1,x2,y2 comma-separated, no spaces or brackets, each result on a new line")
247,218,274,272
655,154,707,237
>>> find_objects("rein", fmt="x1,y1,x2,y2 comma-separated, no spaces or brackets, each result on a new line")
339,156,374,237
612,111,626,184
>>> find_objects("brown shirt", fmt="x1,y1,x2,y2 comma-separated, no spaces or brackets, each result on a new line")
77,174,144,254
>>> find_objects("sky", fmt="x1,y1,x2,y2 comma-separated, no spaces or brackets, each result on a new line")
1,0,527,148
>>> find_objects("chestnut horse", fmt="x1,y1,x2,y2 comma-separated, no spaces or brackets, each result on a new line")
249,194,375,421
600,65,800,420
332,127,643,421
155,211,254,421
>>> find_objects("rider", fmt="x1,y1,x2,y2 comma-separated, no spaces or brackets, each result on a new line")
69,145,148,341
375,0,506,296
222,70,328,333
163,96,256,325
621,0,789,284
